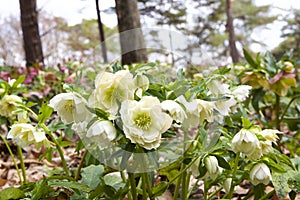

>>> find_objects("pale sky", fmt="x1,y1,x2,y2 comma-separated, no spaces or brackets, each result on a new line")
0,0,299,52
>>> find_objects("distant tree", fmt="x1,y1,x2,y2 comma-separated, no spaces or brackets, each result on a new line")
61,19,118,64
95,0,108,63
115,0,147,65
0,16,24,66
226,0,239,63
272,9,300,60
19,0,44,67
183,0,276,62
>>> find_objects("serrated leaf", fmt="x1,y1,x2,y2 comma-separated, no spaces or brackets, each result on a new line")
81,165,104,189
0,188,25,200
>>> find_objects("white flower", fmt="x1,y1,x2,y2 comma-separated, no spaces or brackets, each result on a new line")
232,85,252,102
232,128,261,155
86,120,117,149
214,96,237,116
49,92,91,125
250,163,272,185
89,70,136,115
207,80,230,97
0,94,22,118
190,157,201,177
196,99,215,124
161,100,187,123
134,74,149,91
7,123,50,149
204,156,222,180
176,96,200,129
258,129,280,155
259,129,280,144
120,96,172,150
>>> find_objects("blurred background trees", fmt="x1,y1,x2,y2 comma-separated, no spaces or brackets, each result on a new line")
0,0,298,67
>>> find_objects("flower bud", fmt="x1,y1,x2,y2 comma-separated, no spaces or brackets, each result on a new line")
283,61,294,73
250,163,272,185
223,178,232,193
204,156,222,180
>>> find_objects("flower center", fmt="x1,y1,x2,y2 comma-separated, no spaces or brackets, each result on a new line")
134,113,151,130
64,100,74,113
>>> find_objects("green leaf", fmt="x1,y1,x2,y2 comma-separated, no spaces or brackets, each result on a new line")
86,106,109,120
11,75,25,90
264,51,277,74
198,161,207,178
32,180,53,200
203,133,220,152
251,88,265,113
49,181,92,193
0,188,25,200
38,103,53,124
46,147,53,162
112,62,122,72
120,151,132,171
242,117,253,129
89,179,116,199
81,164,104,189
215,155,231,170
243,48,257,68
152,182,169,197
272,172,292,199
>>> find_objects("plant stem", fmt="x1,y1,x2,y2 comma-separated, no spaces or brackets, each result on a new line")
19,105,69,175
228,152,240,199
203,179,208,200
173,172,182,200
259,189,275,200
17,146,27,184
275,94,281,130
207,186,223,199
0,134,22,184
278,94,300,124
181,169,188,200
156,156,199,197
40,123,69,176
141,173,148,200
75,150,87,181
128,173,138,200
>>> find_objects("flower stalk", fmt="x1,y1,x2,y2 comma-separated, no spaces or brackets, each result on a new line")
0,134,22,184
17,146,27,184
227,152,240,198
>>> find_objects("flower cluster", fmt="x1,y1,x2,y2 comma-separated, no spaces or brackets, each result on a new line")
231,126,280,185
231,126,280,160
7,123,50,149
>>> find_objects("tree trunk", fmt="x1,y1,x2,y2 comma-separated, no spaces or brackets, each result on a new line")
115,0,147,65
226,0,239,63
19,0,44,67
95,0,108,63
